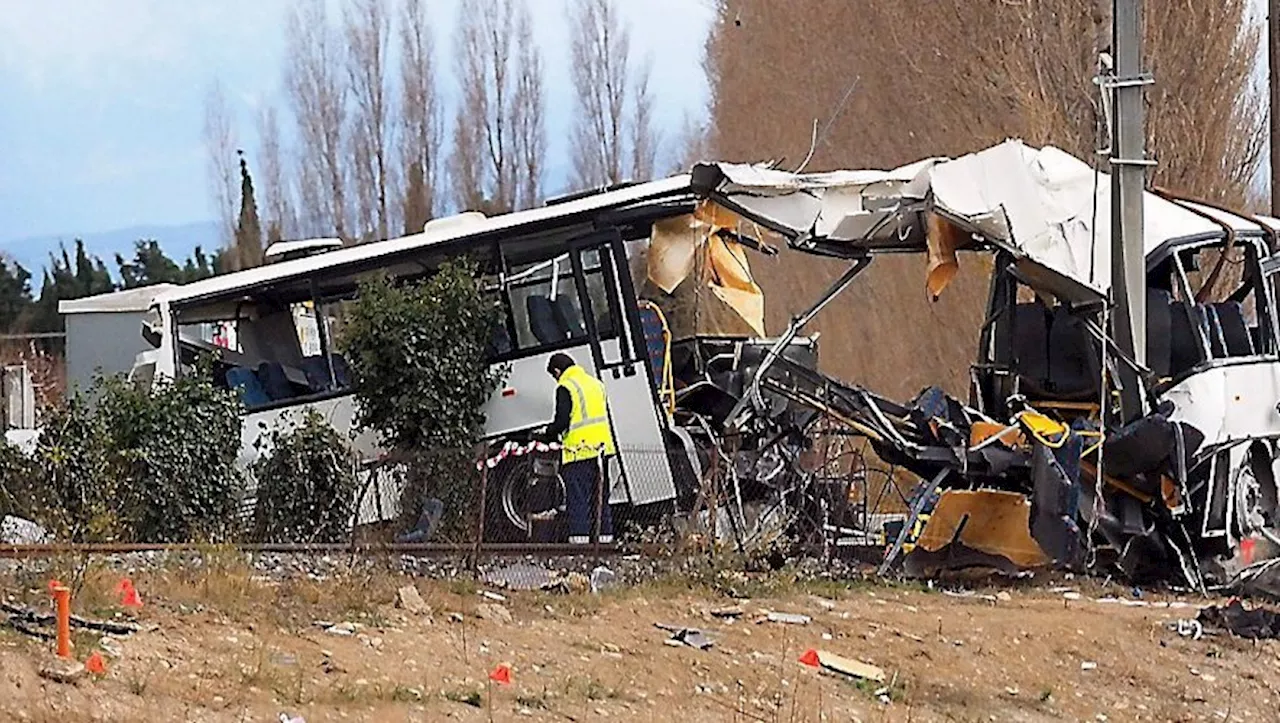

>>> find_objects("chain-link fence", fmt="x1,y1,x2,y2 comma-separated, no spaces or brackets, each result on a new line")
4,428,934,588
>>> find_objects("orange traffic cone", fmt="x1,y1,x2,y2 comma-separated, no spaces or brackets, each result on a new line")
488,663,512,685
797,649,820,668
86,651,107,675
118,579,143,609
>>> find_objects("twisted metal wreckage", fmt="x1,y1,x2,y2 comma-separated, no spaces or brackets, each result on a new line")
45,138,1280,596
679,139,1280,595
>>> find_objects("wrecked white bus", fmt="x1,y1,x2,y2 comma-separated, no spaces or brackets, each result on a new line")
110,176,823,541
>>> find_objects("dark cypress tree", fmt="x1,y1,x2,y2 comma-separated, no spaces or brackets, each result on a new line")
233,150,264,270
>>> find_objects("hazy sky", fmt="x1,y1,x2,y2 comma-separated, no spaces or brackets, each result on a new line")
0,0,715,244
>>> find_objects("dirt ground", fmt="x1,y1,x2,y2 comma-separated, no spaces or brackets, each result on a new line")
2,558,1279,722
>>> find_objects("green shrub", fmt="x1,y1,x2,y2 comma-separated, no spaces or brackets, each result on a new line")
98,373,243,542
251,410,359,543
24,389,117,540
18,370,243,542
340,259,505,531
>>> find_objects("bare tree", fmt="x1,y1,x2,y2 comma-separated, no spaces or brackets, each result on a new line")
567,0,658,188
285,0,349,240
203,81,239,250
512,6,546,209
256,103,292,242
668,109,710,175
705,0,1266,399
399,0,444,234
448,0,546,213
345,0,393,242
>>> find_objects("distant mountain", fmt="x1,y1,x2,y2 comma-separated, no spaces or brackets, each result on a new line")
0,221,221,279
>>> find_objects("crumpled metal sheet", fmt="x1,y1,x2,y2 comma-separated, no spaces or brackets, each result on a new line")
912,490,1049,569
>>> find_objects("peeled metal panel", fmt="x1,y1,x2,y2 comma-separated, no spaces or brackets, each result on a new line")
1163,360,1280,460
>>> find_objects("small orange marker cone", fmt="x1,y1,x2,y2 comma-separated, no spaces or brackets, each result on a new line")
118,579,143,609
488,664,512,685
798,649,820,668
86,651,107,675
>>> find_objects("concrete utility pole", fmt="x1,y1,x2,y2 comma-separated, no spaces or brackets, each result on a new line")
1271,0,1280,215
1109,0,1151,422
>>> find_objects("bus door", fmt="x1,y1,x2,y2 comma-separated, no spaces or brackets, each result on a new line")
569,232,677,506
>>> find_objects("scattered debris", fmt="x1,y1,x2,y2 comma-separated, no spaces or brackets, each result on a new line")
480,591,507,602
1,602,140,637
763,612,811,626
708,606,745,619
1081,661,1098,671
324,622,356,637
278,713,306,723
996,591,1013,602
396,585,429,615
0,515,50,544
1170,619,1204,640
1197,599,1280,639
563,572,591,594
481,563,557,591
814,650,886,683
590,566,617,594
808,596,837,610
98,637,123,659
476,603,513,624
39,659,86,685
655,623,714,650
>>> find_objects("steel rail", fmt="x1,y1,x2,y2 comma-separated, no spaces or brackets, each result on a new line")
0,542,622,559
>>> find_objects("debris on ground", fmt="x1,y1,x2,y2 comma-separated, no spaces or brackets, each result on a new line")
590,566,617,593
481,563,558,591
708,606,745,619
1169,619,1204,640
2,601,140,638
655,623,714,650
38,659,86,685
799,648,886,682
480,590,507,602
396,584,429,615
324,622,357,636
763,611,811,625
1197,599,1280,639
476,603,513,624
0,515,50,544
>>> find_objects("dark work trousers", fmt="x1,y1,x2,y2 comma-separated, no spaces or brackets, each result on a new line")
562,457,613,539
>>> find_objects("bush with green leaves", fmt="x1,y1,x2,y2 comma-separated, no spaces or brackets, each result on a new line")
250,410,359,543
340,258,505,534
16,371,243,542
12,390,115,540
98,373,243,542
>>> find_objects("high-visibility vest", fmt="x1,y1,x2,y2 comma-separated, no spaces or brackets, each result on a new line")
558,365,617,463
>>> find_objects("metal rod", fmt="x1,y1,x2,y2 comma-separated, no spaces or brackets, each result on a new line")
876,468,949,576
473,455,489,571
733,256,871,425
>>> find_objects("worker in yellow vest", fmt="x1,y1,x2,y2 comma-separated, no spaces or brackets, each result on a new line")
543,353,617,544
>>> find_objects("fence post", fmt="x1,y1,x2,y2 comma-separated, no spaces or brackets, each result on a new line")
592,449,605,561
473,448,488,576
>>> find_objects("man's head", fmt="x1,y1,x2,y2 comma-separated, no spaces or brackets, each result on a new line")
546,352,575,380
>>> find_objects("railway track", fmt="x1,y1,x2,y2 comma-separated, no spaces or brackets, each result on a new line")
0,542,621,559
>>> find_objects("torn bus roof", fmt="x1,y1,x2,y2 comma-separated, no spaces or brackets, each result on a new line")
694,139,1270,303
